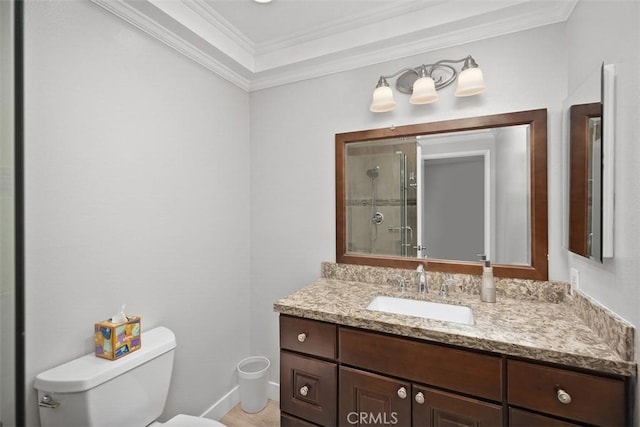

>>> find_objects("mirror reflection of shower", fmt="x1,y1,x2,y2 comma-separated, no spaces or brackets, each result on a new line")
366,165,379,179
344,137,417,257
367,165,384,252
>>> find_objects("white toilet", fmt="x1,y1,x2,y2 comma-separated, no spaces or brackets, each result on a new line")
34,326,225,427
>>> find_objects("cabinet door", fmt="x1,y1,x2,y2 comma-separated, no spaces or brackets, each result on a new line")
281,351,337,426
509,408,581,427
339,366,411,427
281,412,322,427
412,385,502,427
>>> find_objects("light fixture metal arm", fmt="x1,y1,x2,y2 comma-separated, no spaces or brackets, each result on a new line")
431,55,475,67
377,67,422,82
377,55,474,80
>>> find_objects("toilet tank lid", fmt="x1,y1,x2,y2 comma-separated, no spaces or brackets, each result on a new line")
34,326,176,393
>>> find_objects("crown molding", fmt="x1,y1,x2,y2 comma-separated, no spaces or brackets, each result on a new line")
254,1,439,55
250,0,578,91
91,0,252,90
92,0,578,93
184,0,255,55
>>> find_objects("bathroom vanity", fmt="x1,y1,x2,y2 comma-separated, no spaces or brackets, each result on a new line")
274,263,636,427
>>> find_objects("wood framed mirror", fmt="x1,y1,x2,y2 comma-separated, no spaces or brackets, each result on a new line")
569,102,602,261
336,109,548,280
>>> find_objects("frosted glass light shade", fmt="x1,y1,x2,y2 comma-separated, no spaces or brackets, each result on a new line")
370,86,396,112
410,76,439,104
454,67,486,97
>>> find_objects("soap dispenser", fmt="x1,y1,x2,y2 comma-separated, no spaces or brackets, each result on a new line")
478,255,496,303
416,264,427,294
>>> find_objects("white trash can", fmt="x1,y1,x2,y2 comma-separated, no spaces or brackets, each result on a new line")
236,356,270,413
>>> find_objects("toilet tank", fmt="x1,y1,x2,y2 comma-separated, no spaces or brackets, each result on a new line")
34,326,177,427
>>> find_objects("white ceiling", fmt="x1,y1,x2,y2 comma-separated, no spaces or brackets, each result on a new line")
91,0,577,91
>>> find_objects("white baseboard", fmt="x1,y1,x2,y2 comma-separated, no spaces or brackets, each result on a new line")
267,381,280,402
201,382,279,421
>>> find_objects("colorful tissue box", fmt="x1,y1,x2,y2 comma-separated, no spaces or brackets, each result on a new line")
94,316,141,360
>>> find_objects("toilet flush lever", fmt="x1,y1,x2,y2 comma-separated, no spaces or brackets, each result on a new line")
39,394,60,409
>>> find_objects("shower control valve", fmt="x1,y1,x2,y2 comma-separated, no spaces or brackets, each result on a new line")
372,212,384,224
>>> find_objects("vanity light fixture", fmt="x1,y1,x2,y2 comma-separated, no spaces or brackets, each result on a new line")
370,55,487,112
252,0,273,3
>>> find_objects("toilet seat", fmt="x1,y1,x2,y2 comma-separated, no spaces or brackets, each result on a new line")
163,414,226,427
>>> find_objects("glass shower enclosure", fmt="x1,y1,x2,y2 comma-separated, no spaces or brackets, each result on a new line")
345,138,417,258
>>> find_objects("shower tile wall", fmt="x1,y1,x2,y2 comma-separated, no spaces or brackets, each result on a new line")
346,140,417,257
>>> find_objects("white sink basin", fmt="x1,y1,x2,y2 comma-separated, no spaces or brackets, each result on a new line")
366,296,474,325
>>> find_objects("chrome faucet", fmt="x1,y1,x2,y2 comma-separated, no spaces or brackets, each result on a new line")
416,265,427,294
389,274,406,292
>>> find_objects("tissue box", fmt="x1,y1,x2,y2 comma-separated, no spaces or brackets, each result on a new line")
94,316,141,360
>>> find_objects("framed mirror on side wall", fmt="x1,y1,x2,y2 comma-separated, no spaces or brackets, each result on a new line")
567,63,615,263
336,109,549,280
569,102,602,261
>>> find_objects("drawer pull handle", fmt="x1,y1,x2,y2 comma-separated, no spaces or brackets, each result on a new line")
397,387,407,399
557,388,572,404
415,392,425,404
297,333,307,343
300,385,309,396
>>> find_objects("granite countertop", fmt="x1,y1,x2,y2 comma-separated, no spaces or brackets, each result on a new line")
274,277,637,377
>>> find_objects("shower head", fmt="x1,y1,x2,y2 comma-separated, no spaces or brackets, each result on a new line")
366,165,380,179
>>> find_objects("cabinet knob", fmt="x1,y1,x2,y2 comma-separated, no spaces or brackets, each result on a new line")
397,387,407,399
415,392,425,404
557,388,572,404
297,333,307,343
299,385,309,396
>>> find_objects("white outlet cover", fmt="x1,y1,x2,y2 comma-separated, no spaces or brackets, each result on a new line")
570,268,580,291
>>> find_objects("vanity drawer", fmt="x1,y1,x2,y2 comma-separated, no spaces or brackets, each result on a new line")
280,315,337,360
281,413,320,427
507,360,625,426
339,327,502,401
509,408,581,427
280,351,337,427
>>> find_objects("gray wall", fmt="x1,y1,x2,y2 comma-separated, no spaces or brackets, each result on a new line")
0,1,16,425
250,23,568,386
20,2,640,426
564,2,640,419
251,8,640,413
24,1,251,425
567,0,640,320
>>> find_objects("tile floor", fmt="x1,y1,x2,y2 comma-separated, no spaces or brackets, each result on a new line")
219,400,280,427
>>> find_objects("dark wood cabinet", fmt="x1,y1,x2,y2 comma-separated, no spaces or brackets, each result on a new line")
339,366,411,427
413,385,502,427
280,351,337,426
279,315,630,427
280,315,337,359
281,412,323,427
509,408,582,427
507,359,626,426
339,327,502,402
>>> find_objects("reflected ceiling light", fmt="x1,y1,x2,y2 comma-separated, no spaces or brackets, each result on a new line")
370,55,486,113
252,0,273,3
